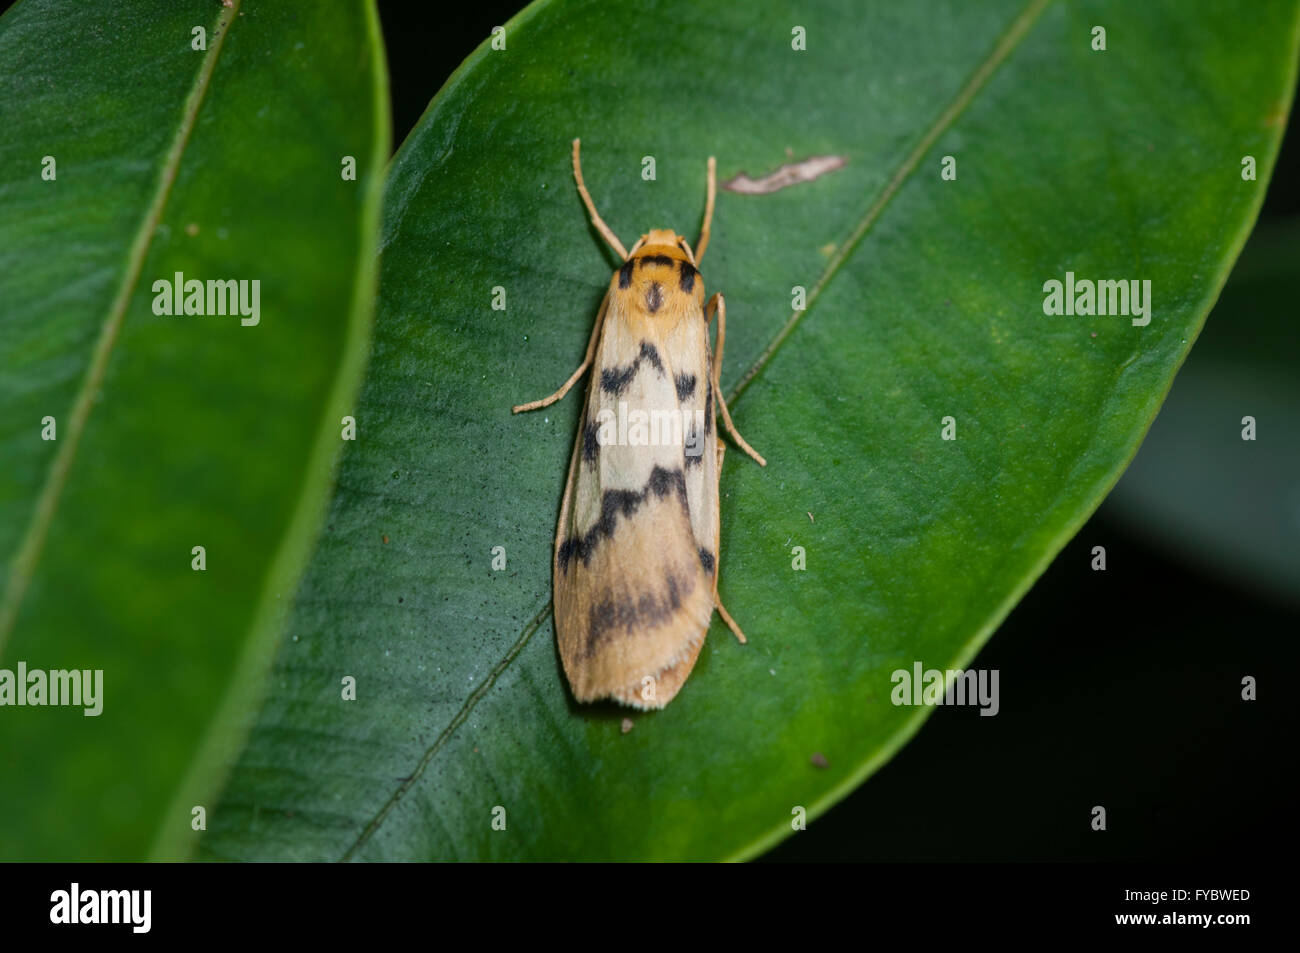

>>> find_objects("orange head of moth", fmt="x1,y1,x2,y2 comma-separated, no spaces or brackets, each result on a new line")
613,230,705,321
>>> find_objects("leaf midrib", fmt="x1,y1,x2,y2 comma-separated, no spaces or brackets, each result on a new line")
0,0,243,654
730,0,1052,405
338,0,1052,860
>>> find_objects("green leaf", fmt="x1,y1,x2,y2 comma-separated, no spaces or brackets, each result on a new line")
1105,218,1300,604
202,0,1300,861
0,0,389,860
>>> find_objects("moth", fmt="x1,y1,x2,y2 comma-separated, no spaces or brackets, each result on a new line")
513,140,766,710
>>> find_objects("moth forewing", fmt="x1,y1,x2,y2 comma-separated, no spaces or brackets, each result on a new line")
513,139,764,710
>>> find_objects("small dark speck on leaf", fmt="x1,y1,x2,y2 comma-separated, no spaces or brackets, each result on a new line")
810,752,829,769
621,718,634,734
382,534,389,544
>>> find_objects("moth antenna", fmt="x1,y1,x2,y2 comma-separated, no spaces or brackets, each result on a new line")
695,156,717,264
572,139,628,260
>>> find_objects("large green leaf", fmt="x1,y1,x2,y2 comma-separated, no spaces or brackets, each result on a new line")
202,0,1299,861
0,0,389,859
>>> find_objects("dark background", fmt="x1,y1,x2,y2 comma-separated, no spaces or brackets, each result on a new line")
375,0,1298,862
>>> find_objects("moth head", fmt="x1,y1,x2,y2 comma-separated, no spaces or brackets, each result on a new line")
614,230,705,313
627,229,698,267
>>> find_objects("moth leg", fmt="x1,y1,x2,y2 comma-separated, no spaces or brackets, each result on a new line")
512,292,608,413
706,293,767,466
715,588,748,644
710,443,747,644
695,156,717,264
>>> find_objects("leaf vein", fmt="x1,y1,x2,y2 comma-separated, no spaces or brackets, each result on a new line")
339,598,551,860
0,0,242,652
728,0,1052,406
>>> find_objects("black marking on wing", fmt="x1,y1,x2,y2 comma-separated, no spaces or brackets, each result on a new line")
557,465,690,572
646,463,687,501
645,281,663,313
582,569,693,660
639,254,675,268
679,261,696,293
640,340,664,373
600,341,665,395
582,418,600,466
675,373,696,402
618,260,634,288
705,380,714,435
698,547,715,575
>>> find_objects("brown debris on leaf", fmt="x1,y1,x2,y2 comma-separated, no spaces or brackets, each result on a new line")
722,155,847,195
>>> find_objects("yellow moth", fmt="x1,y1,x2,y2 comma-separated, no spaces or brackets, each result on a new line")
513,139,766,710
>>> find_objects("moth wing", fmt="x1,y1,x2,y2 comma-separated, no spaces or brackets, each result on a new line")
659,298,719,587
553,288,714,709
